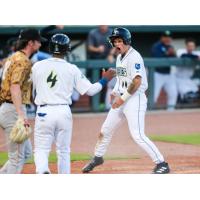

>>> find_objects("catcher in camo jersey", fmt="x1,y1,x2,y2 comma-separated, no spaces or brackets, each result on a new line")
0,28,46,174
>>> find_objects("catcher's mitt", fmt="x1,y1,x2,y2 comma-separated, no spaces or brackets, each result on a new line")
9,118,32,144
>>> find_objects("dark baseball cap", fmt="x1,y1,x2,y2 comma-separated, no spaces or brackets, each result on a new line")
161,30,172,37
18,28,47,42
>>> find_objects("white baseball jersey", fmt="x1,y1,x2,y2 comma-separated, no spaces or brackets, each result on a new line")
113,47,148,95
32,57,92,105
94,46,165,165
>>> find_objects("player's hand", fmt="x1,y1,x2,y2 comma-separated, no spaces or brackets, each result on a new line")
102,68,116,81
112,96,124,109
110,93,116,104
18,110,30,127
110,92,118,104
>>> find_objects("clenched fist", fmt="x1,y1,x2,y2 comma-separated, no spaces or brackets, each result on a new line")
112,96,124,109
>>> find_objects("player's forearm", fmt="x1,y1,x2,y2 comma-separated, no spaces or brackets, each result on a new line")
120,76,141,102
10,84,25,117
86,82,102,96
127,75,141,95
86,68,116,96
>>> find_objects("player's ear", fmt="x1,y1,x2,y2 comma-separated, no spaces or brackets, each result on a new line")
28,40,35,47
28,40,34,47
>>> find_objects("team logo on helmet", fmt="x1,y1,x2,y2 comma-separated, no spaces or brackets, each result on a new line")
113,29,119,35
49,33,71,55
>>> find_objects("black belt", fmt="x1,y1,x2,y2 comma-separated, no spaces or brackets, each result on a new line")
2,100,28,105
4,100,13,104
39,104,68,107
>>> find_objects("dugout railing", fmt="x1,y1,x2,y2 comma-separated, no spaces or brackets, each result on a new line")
71,58,200,112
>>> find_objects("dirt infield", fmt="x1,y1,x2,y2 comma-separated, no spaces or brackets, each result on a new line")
22,155,200,174
1,109,200,174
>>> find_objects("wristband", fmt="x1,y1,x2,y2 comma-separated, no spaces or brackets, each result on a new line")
99,77,108,87
121,90,132,101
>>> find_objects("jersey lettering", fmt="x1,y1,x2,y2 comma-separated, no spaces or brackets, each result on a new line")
117,67,127,77
122,81,128,88
47,71,57,88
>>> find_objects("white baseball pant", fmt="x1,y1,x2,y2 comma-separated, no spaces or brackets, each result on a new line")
154,72,178,110
0,103,32,174
95,93,165,164
34,105,72,174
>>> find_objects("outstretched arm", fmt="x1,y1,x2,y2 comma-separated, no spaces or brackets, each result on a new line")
86,82,103,96
86,68,116,96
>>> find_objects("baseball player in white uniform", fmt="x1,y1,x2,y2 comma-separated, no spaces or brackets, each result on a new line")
82,27,170,174
32,33,116,174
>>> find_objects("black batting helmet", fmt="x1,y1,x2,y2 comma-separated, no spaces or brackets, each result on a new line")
49,33,71,55
109,27,132,46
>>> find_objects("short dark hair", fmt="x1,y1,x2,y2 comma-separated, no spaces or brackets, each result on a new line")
185,37,196,45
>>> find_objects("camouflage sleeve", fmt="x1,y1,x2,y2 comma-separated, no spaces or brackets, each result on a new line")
10,60,30,85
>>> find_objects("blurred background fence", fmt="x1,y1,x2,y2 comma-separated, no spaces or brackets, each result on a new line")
1,25,200,112
72,58,200,111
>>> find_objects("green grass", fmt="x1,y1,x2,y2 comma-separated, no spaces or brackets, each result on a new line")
0,152,139,166
0,152,8,166
0,152,91,166
150,133,200,145
1,134,200,166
